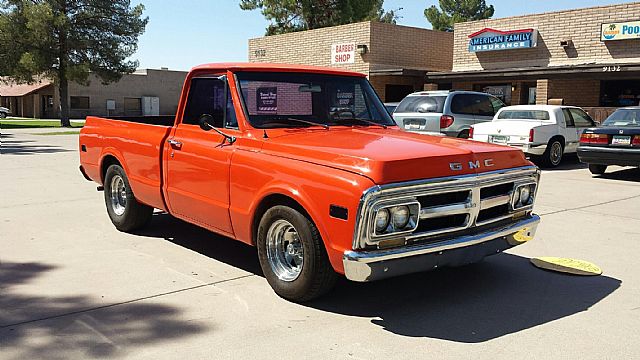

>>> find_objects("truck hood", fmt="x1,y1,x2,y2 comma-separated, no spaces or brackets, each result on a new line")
259,127,530,184
473,120,547,137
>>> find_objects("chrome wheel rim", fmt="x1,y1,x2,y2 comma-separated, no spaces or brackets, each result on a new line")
110,175,127,216
266,219,304,282
550,142,563,165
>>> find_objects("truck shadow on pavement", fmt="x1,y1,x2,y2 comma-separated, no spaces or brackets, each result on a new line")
309,254,621,343
0,261,206,358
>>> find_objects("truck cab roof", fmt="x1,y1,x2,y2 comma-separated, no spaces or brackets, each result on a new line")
190,62,367,78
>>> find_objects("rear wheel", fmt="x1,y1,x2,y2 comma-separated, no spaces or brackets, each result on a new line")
257,205,337,302
104,165,153,232
588,164,607,175
540,139,564,168
0,112,6,119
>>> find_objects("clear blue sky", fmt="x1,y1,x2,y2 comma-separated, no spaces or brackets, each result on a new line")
133,0,633,71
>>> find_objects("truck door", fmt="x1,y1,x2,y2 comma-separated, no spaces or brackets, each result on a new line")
164,75,240,236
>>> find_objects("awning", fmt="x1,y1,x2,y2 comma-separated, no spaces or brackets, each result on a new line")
427,62,640,82
0,80,52,97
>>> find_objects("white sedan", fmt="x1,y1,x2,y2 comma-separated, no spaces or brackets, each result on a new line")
470,105,597,167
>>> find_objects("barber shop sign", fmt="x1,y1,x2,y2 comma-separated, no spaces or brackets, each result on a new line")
468,28,538,52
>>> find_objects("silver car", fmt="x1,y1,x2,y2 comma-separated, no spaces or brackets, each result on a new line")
392,90,505,138
0,106,10,119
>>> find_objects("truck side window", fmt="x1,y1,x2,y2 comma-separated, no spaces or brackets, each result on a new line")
183,78,225,127
226,86,238,128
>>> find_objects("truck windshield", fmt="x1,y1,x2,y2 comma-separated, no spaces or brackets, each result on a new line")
235,72,395,129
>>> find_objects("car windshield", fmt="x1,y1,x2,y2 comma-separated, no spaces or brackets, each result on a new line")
235,72,394,129
395,95,446,113
497,110,550,121
602,109,640,126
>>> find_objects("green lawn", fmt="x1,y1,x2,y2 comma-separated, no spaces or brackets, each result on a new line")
33,130,82,135
0,119,84,129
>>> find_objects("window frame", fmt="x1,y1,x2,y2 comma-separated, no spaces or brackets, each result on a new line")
70,96,90,110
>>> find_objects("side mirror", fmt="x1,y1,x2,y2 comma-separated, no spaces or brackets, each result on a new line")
198,114,215,131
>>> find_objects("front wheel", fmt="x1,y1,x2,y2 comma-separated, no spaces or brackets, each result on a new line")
257,205,337,302
104,164,153,232
588,164,607,175
0,112,6,119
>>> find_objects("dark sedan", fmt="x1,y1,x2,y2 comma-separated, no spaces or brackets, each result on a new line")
578,107,640,175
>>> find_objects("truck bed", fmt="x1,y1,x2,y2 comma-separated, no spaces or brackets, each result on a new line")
79,115,175,211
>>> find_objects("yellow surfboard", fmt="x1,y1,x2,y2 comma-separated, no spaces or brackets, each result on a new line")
530,257,602,276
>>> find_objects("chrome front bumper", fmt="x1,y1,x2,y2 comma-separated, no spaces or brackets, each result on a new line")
343,215,540,282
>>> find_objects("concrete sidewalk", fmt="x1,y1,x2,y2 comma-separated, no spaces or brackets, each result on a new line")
1,129,639,359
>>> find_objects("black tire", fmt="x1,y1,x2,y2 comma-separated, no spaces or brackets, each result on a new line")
540,139,564,168
588,164,607,175
0,112,6,119
104,164,153,232
457,129,470,139
256,205,337,302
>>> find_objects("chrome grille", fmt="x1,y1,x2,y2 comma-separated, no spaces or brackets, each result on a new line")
353,166,540,249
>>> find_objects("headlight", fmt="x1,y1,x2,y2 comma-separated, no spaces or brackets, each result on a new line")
372,202,420,236
391,206,410,229
513,184,535,209
375,208,390,232
519,186,531,204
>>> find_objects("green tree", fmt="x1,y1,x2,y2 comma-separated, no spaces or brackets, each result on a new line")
0,0,148,126
424,0,494,32
240,0,400,35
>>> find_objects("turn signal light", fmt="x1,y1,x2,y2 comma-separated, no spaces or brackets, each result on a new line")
529,128,535,143
468,126,474,138
633,136,640,146
580,133,608,145
440,115,454,129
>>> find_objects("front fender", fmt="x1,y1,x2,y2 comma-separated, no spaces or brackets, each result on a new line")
229,150,375,274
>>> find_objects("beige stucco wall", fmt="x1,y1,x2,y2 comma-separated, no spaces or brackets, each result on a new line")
59,69,187,118
453,2,640,71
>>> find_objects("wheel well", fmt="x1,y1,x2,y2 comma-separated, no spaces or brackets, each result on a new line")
251,193,311,246
548,135,565,147
101,155,121,183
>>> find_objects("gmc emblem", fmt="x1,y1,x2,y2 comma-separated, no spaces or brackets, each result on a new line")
450,159,495,171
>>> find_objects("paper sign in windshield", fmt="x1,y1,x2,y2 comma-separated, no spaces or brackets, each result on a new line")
257,87,277,114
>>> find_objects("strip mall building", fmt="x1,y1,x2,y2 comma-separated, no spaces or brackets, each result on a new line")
249,2,640,122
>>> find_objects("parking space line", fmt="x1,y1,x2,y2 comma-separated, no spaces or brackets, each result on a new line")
0,274,255,329
539,194,640,217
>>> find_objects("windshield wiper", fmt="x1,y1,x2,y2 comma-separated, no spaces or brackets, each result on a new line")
339,117,388,129
285,117,329,129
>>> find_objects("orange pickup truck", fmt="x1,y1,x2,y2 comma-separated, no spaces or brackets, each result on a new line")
79,63,540,301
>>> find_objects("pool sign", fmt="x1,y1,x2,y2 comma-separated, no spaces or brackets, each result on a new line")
468,28,538,52
331,43,355,64
602,21,640,41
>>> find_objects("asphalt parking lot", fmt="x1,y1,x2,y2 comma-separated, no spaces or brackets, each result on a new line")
1,129,639,359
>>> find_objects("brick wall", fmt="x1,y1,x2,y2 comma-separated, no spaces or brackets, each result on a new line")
453,2,640,71
248,21,454,75
537,79,600,107
249,22,371,75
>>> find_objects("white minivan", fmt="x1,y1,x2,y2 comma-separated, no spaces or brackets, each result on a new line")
471,105,597,167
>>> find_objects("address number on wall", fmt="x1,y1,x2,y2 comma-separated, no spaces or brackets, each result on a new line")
254,49,266,57
602,66,621,72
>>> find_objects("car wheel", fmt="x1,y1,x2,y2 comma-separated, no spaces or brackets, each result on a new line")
257,205,337,302
540,140,564,168
0,112,6,119
104,164,153,232
588,164,607,175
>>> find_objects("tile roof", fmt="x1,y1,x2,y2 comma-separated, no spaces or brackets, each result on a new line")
0,80,53,97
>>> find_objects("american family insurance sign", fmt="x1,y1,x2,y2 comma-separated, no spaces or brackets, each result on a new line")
468,28,538,52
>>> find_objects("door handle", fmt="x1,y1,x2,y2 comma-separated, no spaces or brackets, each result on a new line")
168,139,182,149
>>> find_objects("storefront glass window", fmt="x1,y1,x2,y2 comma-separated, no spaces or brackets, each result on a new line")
474,84,512,105
600,80,640,107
